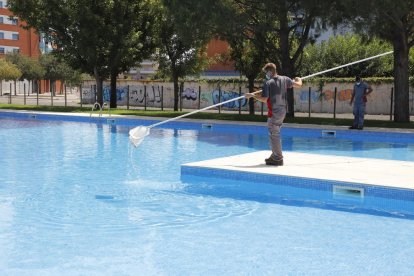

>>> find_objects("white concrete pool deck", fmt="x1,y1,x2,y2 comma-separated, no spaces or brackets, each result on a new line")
182,151,414,190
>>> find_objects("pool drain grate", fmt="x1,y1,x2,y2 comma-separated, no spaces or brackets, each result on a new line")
333,185,364,198
321,130,336,137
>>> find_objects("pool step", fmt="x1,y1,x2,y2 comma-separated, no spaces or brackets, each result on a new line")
181,151,414,199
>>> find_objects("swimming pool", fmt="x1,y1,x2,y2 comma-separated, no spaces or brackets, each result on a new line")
1,112,414,275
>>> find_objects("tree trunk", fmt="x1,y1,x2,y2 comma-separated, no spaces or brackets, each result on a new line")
173,75,179,111
286,87,295,118
393,34,410,122
60,82,64,95
110,72,117,108
94,67,103,106
281,61,295,118
279,25,295,118
248,77,255,115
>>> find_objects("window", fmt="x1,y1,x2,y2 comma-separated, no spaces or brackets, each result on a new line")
0,2,3,9
0,17,3,24
12,48,19,53
11,18,18,25
0,47,4,54
0,32,4,39
12,33,19,40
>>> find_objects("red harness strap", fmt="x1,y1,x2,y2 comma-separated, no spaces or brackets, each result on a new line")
267,97,272,117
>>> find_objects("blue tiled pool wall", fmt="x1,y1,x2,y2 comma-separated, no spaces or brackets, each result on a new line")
1,110,414,143
181,167,414,219
181,165,414,201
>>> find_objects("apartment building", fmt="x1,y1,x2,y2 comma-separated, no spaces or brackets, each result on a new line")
0,0,60,94
0,0,40,57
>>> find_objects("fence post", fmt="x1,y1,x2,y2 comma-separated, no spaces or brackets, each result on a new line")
9,83,12,104
198,86,201,110
37,81,40,106
144,85,147,111
218,85,221,114
51,82,54,106
79,84,82,108
308,86,311,117
161,85,164,111
24,83,26,105
64,84,67,107
127,85,130,110
91,84,92,104
390,87,394,121
239,86,242,115
333,87,337,119
179,82,183,111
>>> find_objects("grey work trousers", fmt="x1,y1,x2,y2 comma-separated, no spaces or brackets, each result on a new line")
352,103,366,128
267,107,286,161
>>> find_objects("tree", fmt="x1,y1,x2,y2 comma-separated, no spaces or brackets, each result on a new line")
157,1,214,111
104,0,158,108
5,53,44,81
225,39,267,114
330,0,414,122
216,0,330,116
0,59,22,81
5,53,45,93
8,0,158,108
39,53,64,94
300,34,393,77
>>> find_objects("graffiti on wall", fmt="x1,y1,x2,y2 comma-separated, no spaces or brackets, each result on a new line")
82,85,163,105
182,88,198,100
129,85,162,105
81,80,404,114
149,85,162,104
299,88,353,103
129,87,145,103
82,87,94,102
211,89,247,109
103,86,128,102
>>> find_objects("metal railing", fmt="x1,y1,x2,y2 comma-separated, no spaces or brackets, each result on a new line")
1,82,412,121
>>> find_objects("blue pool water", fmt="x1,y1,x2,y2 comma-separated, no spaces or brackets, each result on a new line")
1,114,414,275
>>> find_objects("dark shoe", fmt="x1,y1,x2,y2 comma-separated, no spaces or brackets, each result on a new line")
357,126,363,130
349,126,357,129
265,157,283,166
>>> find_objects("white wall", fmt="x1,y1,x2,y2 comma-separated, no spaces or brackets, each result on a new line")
81,80,414,115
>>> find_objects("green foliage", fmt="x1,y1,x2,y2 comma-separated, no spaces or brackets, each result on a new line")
328,0,414,122
39,53,66,81
156,1,212,80
8,0,158,105
215,0,331,76
299,34,393,78
0,59,22,80
155,0,216,110
5,53,44,80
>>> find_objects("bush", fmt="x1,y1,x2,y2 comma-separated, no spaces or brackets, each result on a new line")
299,34,393,77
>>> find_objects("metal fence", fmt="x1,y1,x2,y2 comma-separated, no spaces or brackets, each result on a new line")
1,80,413,121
